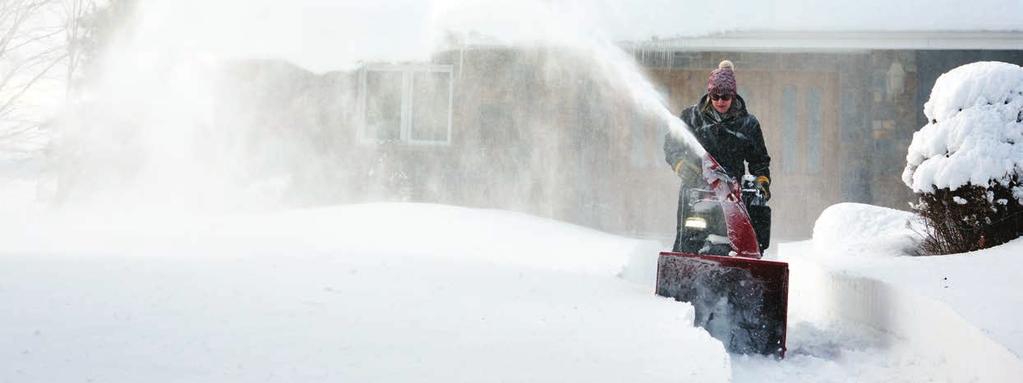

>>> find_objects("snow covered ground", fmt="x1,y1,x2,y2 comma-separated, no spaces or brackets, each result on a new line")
4,2,1019,380
792,203,1023,381
1,200,736,382
3,192,1021,382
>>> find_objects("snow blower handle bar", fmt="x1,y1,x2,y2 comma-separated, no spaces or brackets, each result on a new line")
741,174,768,206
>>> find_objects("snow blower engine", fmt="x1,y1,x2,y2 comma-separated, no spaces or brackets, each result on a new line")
655,154,789,357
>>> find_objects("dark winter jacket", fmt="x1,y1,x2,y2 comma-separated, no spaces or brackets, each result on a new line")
665,94,771,253
663,94,771,182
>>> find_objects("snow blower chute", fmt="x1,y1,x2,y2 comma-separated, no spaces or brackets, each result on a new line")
655,154,789,357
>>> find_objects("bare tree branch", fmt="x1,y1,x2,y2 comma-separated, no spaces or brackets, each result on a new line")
0,50,66,118
0,0,101,154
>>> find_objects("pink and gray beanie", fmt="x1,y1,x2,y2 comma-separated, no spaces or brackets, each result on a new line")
707,60,737,95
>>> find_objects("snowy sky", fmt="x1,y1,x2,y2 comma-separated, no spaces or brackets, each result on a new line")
130,0,1023,72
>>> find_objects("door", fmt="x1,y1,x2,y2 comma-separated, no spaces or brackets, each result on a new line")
755,71,841,239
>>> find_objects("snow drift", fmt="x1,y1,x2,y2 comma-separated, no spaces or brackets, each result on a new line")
0,203,732,382
797,202,1023,381
812,203,921,257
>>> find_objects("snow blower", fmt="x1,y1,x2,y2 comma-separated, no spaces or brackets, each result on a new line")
655,154,789,357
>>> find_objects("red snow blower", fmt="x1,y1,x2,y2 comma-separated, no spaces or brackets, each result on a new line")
655,154,789,357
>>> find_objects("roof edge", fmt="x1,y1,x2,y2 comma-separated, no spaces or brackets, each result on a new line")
623,30,1023,51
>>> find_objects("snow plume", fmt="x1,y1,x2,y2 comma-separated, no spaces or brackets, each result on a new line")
47,0,704,213
902,61,1023,198
431,0,702,153
52,41,250,210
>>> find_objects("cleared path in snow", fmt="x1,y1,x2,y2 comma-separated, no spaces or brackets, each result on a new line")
728,240,1023,383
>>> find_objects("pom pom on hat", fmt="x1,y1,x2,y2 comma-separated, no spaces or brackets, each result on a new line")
708,60,737,95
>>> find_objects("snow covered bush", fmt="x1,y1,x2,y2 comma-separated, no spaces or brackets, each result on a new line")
903,61,1023,255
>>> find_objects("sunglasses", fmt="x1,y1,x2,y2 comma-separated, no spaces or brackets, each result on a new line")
710,93,733,101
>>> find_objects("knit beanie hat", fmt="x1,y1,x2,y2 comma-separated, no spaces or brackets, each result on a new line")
707,60,737,95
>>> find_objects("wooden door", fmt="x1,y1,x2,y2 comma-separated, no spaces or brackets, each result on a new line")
753,71,841,239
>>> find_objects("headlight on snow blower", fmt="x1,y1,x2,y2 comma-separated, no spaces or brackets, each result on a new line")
684,216,708,230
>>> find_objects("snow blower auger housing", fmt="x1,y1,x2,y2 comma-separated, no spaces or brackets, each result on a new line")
656,154,789,357
656,252,788,357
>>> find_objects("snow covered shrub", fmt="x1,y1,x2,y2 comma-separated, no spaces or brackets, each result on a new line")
903,61,1023,255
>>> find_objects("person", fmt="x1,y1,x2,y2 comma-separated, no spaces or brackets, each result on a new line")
664,60,771,253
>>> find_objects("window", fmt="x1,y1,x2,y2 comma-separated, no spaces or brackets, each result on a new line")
365,70,403,141
806,88,822,173
360,64,453,145
781,85,799,173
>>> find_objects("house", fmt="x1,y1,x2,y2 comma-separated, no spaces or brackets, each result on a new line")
216,30,1023,242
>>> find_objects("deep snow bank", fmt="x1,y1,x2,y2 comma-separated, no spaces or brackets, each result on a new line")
791,202,1023,380
812,203,921,258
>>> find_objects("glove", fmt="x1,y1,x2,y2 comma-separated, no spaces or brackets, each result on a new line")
755,175,771,201
672,159,701,179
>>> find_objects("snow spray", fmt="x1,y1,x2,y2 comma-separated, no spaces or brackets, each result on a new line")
49,0,708,213
430,0,706,156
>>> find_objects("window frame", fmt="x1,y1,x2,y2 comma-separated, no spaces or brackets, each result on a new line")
781,84,800,174
358,63,454,146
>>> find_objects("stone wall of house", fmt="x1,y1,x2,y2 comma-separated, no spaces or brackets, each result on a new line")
208,47,1022,241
